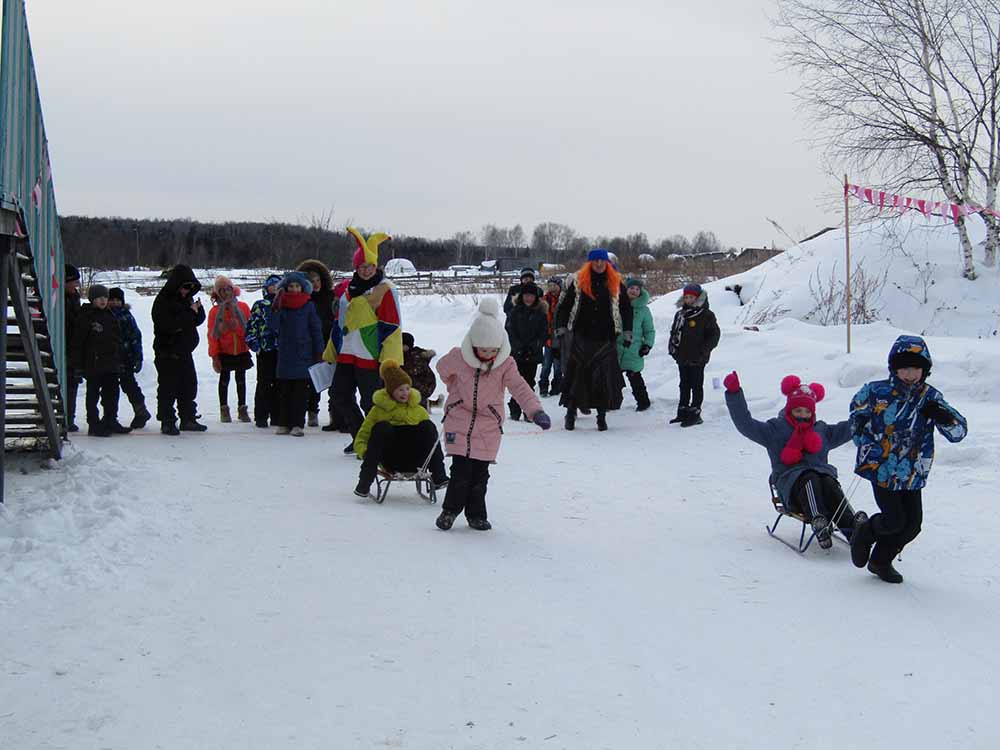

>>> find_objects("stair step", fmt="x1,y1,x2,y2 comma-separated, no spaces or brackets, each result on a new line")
4,350,53,363
4,383,59,394
5,367,57,379
3,415,45,425
5,316,46,329
4,429,50,439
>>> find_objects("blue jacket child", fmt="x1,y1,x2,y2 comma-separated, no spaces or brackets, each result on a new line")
246,274,280,354
266,271,324,434
108,287,151,430
848,335,967,582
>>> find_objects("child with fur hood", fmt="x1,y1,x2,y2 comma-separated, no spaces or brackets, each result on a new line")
724,371,866,548
434,298,551,531
668,282,720,427
848,336,967,583
353,359,448,497
267,272,324,436
207,276,253,423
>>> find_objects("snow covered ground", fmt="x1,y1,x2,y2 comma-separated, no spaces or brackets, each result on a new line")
3,253,1000,748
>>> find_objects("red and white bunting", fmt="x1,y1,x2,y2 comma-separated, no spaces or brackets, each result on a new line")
845,183,1000,224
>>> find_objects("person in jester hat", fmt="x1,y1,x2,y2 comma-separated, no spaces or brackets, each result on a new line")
848,336,967,583
325,227,403,454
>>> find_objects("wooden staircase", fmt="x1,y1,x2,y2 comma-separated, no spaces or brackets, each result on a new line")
2,238,64,460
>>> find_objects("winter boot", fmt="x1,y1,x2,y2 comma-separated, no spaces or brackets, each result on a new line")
811,516,833,550
468,518,492,531
635,395,651,412
104,420,132,435
308,411,319,428
850,518,875,568
596,411,608,431
88,423,112,437
220,406,232,423
343,440,355,455
321,422,338,432
508,400,522,421
290,426,305,437
237,405,251,423
354,481,373,499
669,407,688,424
179,419,208,432
130,404,151,430
681,407,703,427
275,426,291,435
161,421,180,436
436,512,456,530
564,408,577,431
868,559,904,584
539,381,549,397
579,407,592,416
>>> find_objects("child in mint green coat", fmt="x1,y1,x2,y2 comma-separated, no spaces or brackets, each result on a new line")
617,278,655,411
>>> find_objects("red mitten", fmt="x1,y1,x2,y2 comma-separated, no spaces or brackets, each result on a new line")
780,446,803,466
723,371,741,393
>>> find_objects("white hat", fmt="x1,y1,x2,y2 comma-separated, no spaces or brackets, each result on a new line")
461,297,511,368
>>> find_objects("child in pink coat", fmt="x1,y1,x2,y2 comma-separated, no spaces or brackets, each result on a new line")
435,298,551,530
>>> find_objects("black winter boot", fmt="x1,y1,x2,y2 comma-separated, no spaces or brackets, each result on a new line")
681,408,703,427
868,559,904,583
88,423,112,437
669,407,688,424
851,518,875,568
180,419,208,432
436,512,456,530
539,381,549,397
811,516,833,549
104,420,133,435
130,404,151,430
596,411,608,431
161,421,180,436
564,408,577,431
468,518,492,531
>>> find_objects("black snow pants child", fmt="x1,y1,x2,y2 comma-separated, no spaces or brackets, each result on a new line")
867,486,922,567
439,456,492,528
253,350,278,427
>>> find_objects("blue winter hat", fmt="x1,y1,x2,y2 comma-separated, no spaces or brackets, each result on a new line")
278,271,313,295
263,274,282,291
587,248,610,262
682,282,703,297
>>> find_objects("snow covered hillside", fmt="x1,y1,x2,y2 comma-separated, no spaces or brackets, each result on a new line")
2,279,999,748
653,215,999,338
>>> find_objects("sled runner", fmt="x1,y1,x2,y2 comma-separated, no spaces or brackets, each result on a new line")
766,481,849,554
373,442,440,505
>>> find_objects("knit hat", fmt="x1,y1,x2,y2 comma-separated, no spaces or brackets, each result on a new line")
587,248,610,262
108,287,125,303
379,358,412,395
278,270,313,295
520,267,536,281
348,227,391,269
520,282,541,300
467,297,507,348
402,332,415,349
889,350,928,372
547,276,563,288
263,274,282,290
214,275,238,296
88,284,109,302
781,375,825,417
683,282,703,297
625,277,644,290
65,264,81,282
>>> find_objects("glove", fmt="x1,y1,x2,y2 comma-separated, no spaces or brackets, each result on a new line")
623,331,634,345
723,371,741,393
533,411,551,430
921,400,956,426
638,344,651,357
212,357,221,374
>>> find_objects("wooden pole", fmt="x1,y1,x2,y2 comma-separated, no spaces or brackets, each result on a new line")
844,174,852,354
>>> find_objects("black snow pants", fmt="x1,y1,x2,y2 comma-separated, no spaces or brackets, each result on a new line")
442,456,492,521
155,354,198,424
789,471,857,533
358,421,448,488
869,486,923,565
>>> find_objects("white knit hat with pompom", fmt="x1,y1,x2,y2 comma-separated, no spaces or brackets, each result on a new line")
466,297,506,348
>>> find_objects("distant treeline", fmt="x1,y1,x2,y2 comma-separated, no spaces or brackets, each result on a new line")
59,216,740,271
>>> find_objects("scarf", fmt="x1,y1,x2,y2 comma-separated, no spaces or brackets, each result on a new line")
780,414,823,466
348,269,384,299
669,304,704,355
274,290,311,311
211,297,248,340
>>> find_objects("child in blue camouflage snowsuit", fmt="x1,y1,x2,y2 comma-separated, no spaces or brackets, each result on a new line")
245,274,281,428
108,288,151,429
848,336,967,583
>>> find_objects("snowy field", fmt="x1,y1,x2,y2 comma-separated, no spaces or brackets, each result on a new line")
3,221,1000,748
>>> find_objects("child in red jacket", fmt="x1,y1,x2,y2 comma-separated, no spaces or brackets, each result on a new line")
207,276,253,423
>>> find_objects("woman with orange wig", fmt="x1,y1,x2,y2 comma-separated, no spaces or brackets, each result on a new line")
553,249,633,431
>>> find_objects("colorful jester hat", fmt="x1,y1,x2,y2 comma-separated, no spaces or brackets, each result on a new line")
348,227,391,270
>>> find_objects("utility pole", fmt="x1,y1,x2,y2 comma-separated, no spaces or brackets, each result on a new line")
133,226,140,270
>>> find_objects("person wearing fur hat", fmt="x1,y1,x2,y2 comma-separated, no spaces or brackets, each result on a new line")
503,267,537,316
71,285,130,437
64,264,83,431
152,264,208,435
401,332,437,409
268,271,325,436
848,336,967,583
246,274,281,428
108,287,151,430
296,258,340,428
505,281,549,420
434,298,551,531
553,249,632,432
353,359,449,497
539,277,563,397
668,282,720,427
617,278,655,412
324,227,403,453
724,372,867,548
207,276,253,423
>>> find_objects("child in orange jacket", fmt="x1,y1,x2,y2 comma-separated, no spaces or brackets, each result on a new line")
207,276,253,423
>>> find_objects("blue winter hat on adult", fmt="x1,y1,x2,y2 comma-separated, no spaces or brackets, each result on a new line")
278,270,313,295
587,248,610,262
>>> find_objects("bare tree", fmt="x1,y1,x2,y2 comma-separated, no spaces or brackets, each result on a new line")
774,0,1000,279
453,230,476,264
531,222,577,259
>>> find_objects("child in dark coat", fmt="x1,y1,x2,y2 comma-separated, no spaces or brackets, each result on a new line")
246,274,281,428
268,271,324,436
668,282,720,427
504,282,549,420
71,285,128,437
848,336,967,583
108,287,150,430
401,332,437,409
724,371,866,548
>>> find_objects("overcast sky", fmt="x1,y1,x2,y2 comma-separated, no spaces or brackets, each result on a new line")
27,0,841,248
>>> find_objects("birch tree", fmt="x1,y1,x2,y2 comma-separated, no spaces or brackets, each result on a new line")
774,0,1000,280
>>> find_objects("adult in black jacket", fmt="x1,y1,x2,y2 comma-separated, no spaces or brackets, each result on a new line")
296,259,345,430
71,285,127,436
64,264,83,431
667,283,720,427
554,250,632,432
502,267,536,316
152,264,208,434
504,282,549,420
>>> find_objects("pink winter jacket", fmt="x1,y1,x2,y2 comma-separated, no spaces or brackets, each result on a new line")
437,344,543,462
